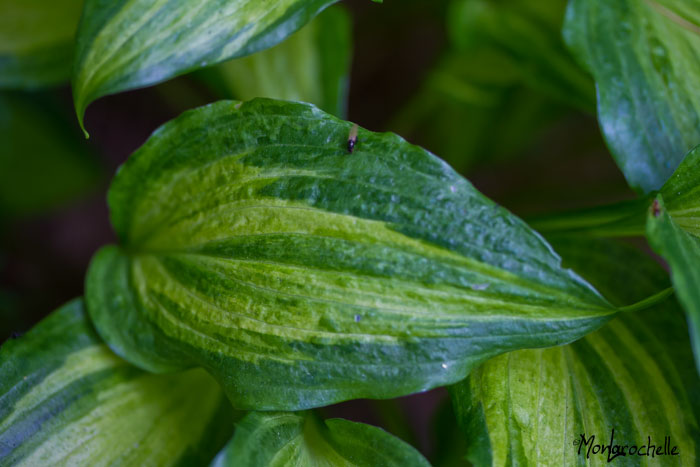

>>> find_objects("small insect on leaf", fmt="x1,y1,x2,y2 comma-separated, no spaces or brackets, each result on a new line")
348,124,359,153
652,199,662,217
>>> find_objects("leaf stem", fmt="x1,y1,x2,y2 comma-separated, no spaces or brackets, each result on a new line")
617,287,674,313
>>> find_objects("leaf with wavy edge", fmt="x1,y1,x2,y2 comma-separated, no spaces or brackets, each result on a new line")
564,0,700,193
451,238,700,466
72,0,340,134
202,5,351,118
0,0,83,89
85,98,616,411
0,299,233,465
211,411,430,466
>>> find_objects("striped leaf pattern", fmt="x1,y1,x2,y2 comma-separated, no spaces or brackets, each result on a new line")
72,0,339,133
0,0,83,89
451,238,700,466
211,411,430,466
0,299,233,466
85,98,616,411
563,0,700,193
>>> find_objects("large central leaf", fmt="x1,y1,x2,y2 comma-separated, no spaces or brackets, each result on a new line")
86,98,615,411
72,0,339,133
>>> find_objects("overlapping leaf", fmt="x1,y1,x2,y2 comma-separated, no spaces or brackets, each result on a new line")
0,0,83,89
647,197,700,375
85,98,616,411
211,411,430,466
0,299,233,465
646,146,700,373
451,238,700,466
72,0,340,133
564,0,700,193
201,6,351,118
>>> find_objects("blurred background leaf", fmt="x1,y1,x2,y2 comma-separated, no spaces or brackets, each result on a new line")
0,0,83,89
390,0,596,176
198,5,352,118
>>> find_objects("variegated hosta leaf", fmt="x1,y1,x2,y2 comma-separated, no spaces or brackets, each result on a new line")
211,411,430,466
563,0,700,193
647,196,700,374
0,299,233,465
72,0,339,134
203,5,351,118
451,238,700,466
0,0,83,89
85,98,615,411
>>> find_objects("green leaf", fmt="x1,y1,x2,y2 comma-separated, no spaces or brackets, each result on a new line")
647,195,700,375
390,52,567,175
0,92,100,220
0,0,83,89
85,98,616,411
645,146,700,372
201,5,351,118
451,238,700,466
72,0,340,134
660,145,700,238
211,411,430,467
0,299,233,465
392,0,593,174
563,0,700,193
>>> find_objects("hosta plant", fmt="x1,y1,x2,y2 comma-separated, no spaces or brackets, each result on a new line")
1,0,699,465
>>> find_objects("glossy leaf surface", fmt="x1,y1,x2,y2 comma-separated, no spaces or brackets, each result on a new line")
72,0,339,133
564,0,700,193
85,98,615,411
211,411,430,466
0,299,233,465
0,0,83,89
451,238,700,466
203,6,351,118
